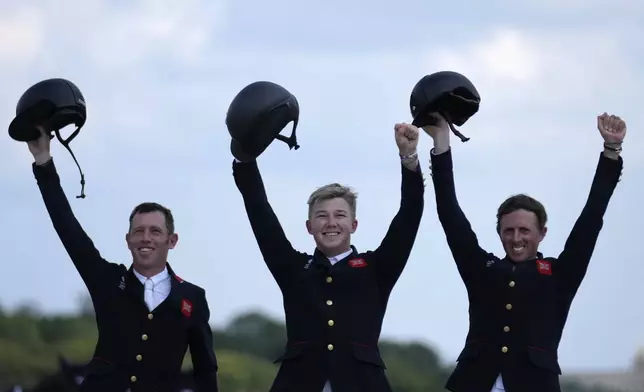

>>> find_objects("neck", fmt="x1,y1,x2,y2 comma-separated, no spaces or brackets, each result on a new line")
132,263,166,278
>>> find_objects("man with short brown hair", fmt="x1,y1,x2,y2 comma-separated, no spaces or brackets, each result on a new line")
27,127,219,392
425,112,626,392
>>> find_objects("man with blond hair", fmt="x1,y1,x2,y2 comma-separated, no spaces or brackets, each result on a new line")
232,122,425,392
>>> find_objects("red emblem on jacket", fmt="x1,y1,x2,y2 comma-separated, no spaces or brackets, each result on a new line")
348,258,368,268
536,260,552,275
181,299,193,317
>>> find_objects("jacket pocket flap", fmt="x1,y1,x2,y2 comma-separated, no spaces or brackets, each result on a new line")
352,345,386,369
527,347,562,374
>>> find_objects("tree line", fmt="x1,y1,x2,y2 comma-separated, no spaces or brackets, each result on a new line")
0,297,619,392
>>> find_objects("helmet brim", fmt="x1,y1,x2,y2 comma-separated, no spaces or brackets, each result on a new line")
8,114,42,142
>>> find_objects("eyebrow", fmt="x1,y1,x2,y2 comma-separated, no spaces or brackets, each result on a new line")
314,209,348,214
133,225,164,230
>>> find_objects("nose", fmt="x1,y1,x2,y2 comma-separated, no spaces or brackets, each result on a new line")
511,230,522,243
141,230,153,242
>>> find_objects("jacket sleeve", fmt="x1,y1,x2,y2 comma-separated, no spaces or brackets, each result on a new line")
430,149,492,283
33,158,114,290
371,162,425,292
555,153,623,297
232,160,305,284
189,288,219,392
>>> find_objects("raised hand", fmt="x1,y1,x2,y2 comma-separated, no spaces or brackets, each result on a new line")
28,126,52,165
394,122,419,156
597,113,627,144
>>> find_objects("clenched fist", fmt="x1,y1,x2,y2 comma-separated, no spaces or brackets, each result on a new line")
597,113,627,144
394,122,419,156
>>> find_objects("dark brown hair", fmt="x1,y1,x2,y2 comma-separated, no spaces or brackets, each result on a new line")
129,202,175,234
496,194,547,233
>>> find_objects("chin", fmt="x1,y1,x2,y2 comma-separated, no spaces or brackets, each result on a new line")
134,258,158,268
507,254,530,263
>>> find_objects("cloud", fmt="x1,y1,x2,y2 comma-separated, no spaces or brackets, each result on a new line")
499,0,641,9
0,0,642,371
0,8,45,68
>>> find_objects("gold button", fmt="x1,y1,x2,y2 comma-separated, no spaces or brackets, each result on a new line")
506,304,512,310
509,281,515,287
136,354,142,361
327,320,334,327
501,346,508,353
326,300,333,306
327,344,334,351
147,313,154,320
141,334,148,340
326,277,332,283
503,326,510,332
130,376,137,382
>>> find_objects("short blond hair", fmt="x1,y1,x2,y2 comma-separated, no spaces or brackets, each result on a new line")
307,183,357,218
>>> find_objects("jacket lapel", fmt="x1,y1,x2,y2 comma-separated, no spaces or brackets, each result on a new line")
156,263,184,315
124,267,148,311
310,246,359,275
329,246,359,272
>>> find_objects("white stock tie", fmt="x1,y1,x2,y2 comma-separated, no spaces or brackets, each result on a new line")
144,278,155,311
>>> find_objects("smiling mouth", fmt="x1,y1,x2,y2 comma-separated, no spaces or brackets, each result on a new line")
323,232,340,237
138,247,155,254
511,245,525,253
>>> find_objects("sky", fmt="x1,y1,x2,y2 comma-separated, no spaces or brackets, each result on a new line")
1,0,643,373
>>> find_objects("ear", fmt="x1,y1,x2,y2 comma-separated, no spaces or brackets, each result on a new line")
538,226,548,242
350,219,358,234
125,233,132,250
305,220,313,235
168,233,179,249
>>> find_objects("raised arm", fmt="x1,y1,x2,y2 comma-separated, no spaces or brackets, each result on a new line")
556,113,625,296
30,131,113,290
189,288,219,392
371,123,425,292
232,159,304,283
426,119,490,282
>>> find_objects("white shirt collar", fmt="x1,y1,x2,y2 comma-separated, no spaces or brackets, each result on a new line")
327,248,354,264
133,266,170,285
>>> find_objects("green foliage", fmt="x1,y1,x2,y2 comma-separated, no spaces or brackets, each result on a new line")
0,299,621,392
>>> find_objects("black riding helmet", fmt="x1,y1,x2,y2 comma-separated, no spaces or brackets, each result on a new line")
409,71,480,143
9,78,88,198
226,81,300,161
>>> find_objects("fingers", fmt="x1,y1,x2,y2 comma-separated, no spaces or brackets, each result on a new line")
394,122,417,133
404,127,418,140
597,113,626,133
618,118,627,133
609,115,617,132
35,125,49,138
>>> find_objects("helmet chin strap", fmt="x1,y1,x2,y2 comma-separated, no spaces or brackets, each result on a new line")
439,111,470,143
274,117,300,151
53,126,86,199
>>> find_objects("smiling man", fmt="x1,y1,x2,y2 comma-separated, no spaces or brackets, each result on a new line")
424,112,626,392
27,127,219,392
232,122,425,392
